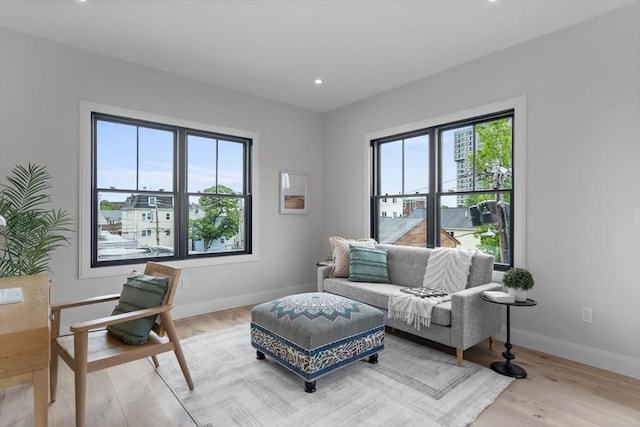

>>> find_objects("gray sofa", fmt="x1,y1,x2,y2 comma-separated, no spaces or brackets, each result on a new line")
317,243,502,366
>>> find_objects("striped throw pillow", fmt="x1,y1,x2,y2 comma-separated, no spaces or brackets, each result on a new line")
107,273,169,345
348,245,390,283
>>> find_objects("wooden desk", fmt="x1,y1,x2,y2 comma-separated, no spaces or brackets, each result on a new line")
0,274,50,427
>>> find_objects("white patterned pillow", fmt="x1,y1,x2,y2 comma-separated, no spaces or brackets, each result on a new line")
329,236,376,278
423,248,474,294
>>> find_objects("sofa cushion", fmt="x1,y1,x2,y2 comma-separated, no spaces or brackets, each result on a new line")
375,244,431,287
348,245,389,283
323,278,452,327
329,236,376,278
467,252,495,287
375,243,495,289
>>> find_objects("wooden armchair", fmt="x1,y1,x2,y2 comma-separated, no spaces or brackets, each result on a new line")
50,262,194,427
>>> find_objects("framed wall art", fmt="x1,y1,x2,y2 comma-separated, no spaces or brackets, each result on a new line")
280,171,308,214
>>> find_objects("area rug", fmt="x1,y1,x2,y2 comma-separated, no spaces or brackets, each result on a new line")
156,323,513,427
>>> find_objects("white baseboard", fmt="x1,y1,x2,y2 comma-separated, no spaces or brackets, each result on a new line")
172,282,316,320
495,327,640,380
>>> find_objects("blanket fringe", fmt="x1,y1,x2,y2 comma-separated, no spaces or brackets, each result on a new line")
388,292,450,330
388,309,433,330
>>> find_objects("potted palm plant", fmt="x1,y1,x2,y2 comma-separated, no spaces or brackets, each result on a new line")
503,267,534,302
0,163,72,277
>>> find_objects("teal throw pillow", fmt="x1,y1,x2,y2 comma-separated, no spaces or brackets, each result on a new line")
107,273,170,345
348,245,390,283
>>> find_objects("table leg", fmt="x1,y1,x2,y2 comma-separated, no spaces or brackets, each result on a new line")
490,305,528,378
33,368,48,427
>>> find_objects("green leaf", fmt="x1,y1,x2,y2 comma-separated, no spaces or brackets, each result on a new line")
0,163,73,277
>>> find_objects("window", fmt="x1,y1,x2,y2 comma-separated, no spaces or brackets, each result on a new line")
92,112,252,267
371,110,514,270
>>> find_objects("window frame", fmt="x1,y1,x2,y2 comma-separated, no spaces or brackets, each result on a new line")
79,101,260,278
365,96,526,272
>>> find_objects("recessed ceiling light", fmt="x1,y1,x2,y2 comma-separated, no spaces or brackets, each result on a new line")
314,79,323,85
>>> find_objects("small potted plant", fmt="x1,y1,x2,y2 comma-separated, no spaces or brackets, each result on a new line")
503,267,534,302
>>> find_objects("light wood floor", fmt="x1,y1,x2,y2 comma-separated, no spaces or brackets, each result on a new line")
1,304,638,426
176,306,640,426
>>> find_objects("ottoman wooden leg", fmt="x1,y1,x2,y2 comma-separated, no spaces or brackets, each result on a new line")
256,350,265,360
368,354,379,364
305,381,316,393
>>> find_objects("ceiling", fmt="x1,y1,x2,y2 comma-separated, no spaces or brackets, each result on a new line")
0,0,636,112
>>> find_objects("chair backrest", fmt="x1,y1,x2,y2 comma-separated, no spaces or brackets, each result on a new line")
143,261,182,337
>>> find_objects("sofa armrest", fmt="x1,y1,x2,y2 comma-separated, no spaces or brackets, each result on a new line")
317,265,332,292
450,283,502,350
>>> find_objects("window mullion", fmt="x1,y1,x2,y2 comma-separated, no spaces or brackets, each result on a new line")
136,126,140,191
401,139,405,195
176,128,187,259
427,128,438,248
215,138,219,193
370,143,379,238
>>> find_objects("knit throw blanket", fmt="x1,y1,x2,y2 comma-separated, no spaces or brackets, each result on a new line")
388,292,451,330
388,248,474,329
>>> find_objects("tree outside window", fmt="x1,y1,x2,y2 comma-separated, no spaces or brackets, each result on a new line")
189,185,240,251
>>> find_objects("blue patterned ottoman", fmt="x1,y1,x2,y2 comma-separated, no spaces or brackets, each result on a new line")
250,292,385,393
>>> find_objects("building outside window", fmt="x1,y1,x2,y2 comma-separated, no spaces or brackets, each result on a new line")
371,111,514,270
92,113,252,267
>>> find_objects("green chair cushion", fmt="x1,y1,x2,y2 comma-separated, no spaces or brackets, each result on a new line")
107,273,169,345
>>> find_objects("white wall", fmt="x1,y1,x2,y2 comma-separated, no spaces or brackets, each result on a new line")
0,27,324,324
322,4,640,378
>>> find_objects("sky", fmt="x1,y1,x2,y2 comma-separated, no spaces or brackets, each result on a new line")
98,118,507,207
96,120,244,202
379,129,461,196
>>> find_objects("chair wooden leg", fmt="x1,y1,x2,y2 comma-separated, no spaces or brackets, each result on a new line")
74,331,89,427
456,349,463,367
489,336,495,351
50,309,61,402
151,355,160,368
161,312,194,390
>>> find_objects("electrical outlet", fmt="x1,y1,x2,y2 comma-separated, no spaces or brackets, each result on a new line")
181,278,190,289
634,208,640,224
581,307,592,324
